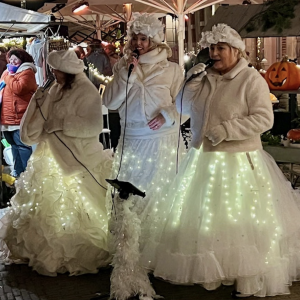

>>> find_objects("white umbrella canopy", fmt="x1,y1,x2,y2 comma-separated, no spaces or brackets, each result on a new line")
40,0,224,67
39,0,264,67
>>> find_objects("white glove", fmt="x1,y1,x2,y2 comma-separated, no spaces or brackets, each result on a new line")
205,125,227,146
186,63,207,81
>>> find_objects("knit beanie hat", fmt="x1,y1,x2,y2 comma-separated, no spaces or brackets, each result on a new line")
200,23,245,51
127,13,165,44
47,50,85,74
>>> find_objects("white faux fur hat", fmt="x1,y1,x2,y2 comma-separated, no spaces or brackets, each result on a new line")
127,13,165,44
200,23,245,51
47,50,85,74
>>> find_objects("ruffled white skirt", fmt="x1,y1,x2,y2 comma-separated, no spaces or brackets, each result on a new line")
0,141,112,276
141,147,300,297
108,128,185,250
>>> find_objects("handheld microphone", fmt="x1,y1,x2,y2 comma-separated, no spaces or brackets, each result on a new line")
186,59,215,83
128,49,140,78
42,77,55,90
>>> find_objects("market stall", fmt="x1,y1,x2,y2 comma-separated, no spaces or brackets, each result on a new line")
0,2,52,206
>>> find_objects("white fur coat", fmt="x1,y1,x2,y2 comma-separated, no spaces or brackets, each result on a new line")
177,58,273,152
103,47,184,134
20,72,110,176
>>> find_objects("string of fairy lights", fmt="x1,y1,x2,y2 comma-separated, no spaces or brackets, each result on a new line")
8,155,108,233
88,63,113,83
144,150,282,269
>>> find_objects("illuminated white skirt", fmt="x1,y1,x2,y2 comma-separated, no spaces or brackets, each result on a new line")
0,141,111,276
108,127,185,250
141,147,300,297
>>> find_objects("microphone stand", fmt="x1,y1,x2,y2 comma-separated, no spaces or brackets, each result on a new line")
91,179,157,300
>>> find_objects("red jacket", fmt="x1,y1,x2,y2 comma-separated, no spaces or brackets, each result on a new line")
1,63,37,125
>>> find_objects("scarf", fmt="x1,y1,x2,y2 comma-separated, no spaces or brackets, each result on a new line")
7,64,20,74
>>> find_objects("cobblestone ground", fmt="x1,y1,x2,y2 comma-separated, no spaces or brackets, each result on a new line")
0,263,300,300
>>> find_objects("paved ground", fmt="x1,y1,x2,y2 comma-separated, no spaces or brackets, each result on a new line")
0,263,300,300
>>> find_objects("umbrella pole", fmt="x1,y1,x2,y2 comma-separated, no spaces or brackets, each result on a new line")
96,14,101,39
177,12,185,70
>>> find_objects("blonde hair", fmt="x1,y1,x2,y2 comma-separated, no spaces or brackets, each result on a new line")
237,49,249,61
123,33,172,61
230,46,249,62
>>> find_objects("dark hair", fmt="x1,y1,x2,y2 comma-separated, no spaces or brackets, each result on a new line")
88,39,103,52
0,46,7,53
62,73,76,90
55,72,76,101
7,48,34,64
74,48,81,59
74,46,86,59
105,44,117,55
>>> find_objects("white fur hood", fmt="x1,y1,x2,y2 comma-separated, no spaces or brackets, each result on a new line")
17,62,37,74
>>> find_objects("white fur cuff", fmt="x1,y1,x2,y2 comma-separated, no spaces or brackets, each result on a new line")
160,108,175,126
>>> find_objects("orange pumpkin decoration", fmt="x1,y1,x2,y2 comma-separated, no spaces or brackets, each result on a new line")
265,56,300,90
287,129,300,141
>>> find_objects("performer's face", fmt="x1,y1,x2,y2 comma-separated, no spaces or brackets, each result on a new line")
51,68,66,85
209,42,239,75
131,33,150,55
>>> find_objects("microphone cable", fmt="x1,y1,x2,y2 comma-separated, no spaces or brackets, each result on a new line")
109,60,137,219
36,87,107,191
115,76,129,180
176,81,187,174
116,50,139,180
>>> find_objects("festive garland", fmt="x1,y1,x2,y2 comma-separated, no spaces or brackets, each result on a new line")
109,196,157,300
245,0,298,34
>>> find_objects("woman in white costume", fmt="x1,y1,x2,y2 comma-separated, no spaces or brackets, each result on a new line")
141,24,300,297
0,50,112,276
103,13,184,249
